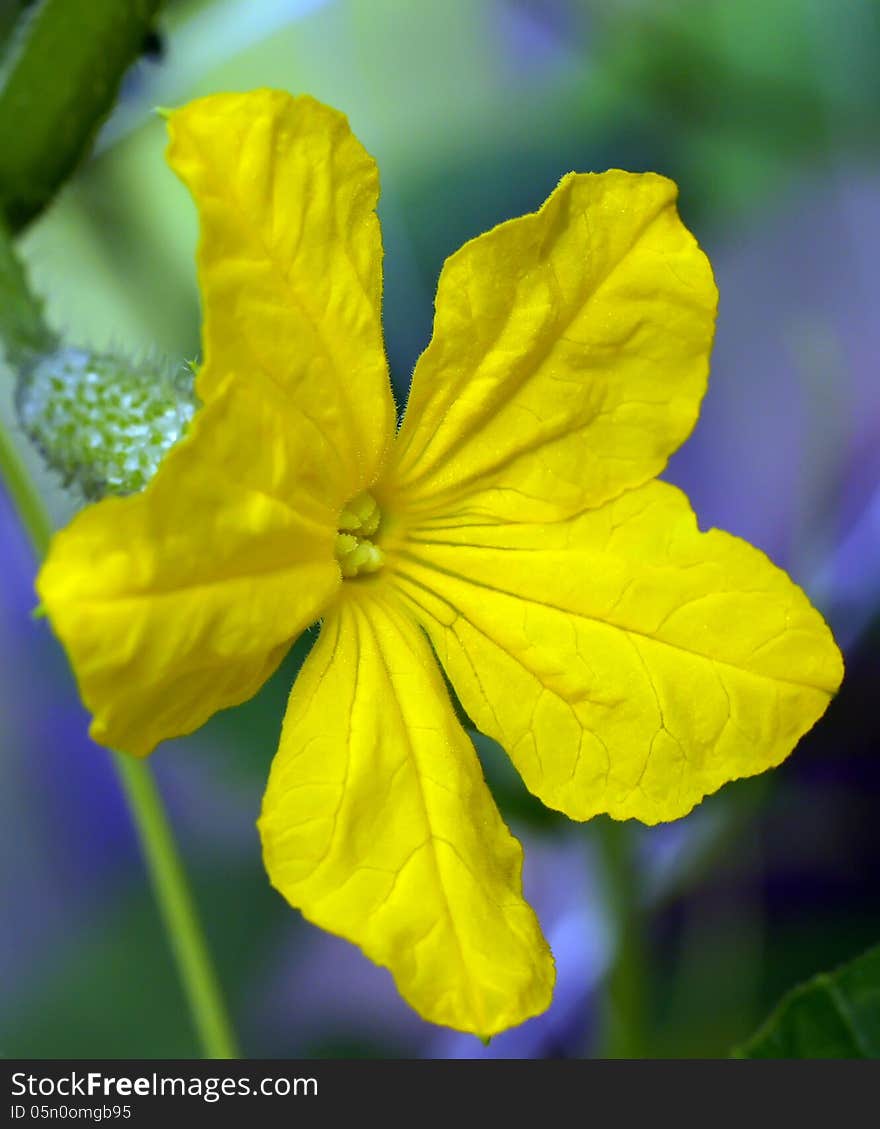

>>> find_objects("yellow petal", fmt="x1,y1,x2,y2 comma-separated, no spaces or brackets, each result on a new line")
259,591,554,1036
167,90,395,502
36,382,341,757
392,481,843,824
387,171,716,524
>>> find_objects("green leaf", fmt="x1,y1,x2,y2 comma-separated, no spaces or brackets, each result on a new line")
0,216,54,359
0,0,164,230
735,943,880,1058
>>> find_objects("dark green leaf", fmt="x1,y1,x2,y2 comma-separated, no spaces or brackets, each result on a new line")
735,944,880,1058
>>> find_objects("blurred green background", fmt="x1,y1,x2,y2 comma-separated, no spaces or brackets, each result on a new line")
1,0,878,1058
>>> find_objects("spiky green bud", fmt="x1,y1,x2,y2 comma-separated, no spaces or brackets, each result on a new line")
17,347,196,499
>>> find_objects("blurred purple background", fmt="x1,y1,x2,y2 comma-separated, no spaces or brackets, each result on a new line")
1,0,878,1058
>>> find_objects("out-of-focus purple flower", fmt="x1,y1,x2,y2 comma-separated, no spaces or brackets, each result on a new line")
667,172,880,652
496,0,588,73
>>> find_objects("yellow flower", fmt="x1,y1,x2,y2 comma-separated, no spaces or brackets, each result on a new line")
36,90,843,1037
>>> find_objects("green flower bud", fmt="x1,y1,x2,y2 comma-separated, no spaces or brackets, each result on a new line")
17,347,196,499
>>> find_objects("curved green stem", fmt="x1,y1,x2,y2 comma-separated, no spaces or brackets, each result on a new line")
0,415,49,553
113,756,238,1058
0,414,238,1058
594,817,648,1058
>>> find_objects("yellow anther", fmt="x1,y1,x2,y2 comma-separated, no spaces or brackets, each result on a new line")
338,491,381,536
337,508,360,530
335,493,385,578
359,543,385,573
335,532,358,557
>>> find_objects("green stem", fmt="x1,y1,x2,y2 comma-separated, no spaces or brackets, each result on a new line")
113,757,238,1059
594,817,648,1058
0,415,48,553
0,413,238,1059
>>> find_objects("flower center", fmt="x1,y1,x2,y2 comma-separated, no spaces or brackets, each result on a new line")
335,491,385,579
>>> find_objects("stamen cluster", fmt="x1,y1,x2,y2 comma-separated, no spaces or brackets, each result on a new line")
335,491,385,578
